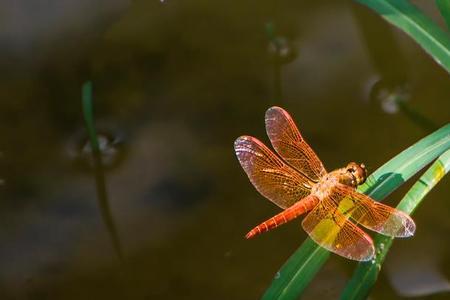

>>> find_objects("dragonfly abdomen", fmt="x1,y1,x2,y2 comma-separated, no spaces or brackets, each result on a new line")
246,195,318,239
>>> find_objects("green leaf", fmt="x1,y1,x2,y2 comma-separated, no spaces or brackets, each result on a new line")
81,81,100,153
355,0,450,73
262,124,450,300
261,239,330,300
340,148,450,300
436,0,450,30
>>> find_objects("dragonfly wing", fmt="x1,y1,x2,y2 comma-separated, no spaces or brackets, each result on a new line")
302,196,375,261
235,135,313,209
334,184,416,237
265,106,327,181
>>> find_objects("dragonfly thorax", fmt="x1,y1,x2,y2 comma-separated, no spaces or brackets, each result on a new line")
338,162,367,188
311,162,367,199
311,174,338,199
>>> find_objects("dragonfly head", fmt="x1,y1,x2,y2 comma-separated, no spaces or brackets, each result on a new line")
345,162,367,186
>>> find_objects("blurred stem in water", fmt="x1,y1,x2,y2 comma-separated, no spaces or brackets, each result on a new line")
352,3,439,132
82,81,124,262
274,62,282,104
436,0,450,30
266,22,283,103
396,99,439,132
82,82,100,154
372,82,440,132
351,2,408,84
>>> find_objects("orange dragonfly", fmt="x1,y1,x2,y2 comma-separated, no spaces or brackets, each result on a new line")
234,106,415,261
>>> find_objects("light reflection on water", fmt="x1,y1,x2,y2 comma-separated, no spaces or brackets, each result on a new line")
0,1,449,299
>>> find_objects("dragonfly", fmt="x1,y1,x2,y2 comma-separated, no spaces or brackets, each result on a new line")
234,106,415,261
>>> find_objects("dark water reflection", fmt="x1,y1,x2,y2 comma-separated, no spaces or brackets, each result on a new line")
0,1,449,299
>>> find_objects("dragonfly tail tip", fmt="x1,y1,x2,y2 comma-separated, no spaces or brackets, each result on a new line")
245,230,256,239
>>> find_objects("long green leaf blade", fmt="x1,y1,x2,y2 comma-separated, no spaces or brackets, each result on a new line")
340,148,450,300
262,124,450,300
261,239,330,300
355,0,450,73
436,0,450,30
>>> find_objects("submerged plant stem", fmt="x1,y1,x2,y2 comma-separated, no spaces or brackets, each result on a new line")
82,81,124,262
82,82,100,154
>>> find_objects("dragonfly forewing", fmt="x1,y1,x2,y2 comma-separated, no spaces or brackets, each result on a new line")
234,135,314,209
265,106,327,181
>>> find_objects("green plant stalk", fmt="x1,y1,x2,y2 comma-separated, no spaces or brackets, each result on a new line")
396,99,439,132
265,22,276,43
265,22,284,103
355,0,450,73
82,81,100,154
262,238,330,300
262,124,450,300
340,148,450,300
81,81,125,261
436,0,450,30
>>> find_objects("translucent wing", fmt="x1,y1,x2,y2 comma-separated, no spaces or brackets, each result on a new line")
333,184,416,237
302,196,375,261
234,136,314,209
265,106,326,181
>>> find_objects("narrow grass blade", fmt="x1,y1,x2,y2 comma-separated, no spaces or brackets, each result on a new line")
436,0,450,30
82,81,100,153
355,0,450,73
262,124,450,300
340,148,450,300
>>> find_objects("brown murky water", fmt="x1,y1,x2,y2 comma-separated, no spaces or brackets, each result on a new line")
0,1,449,299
